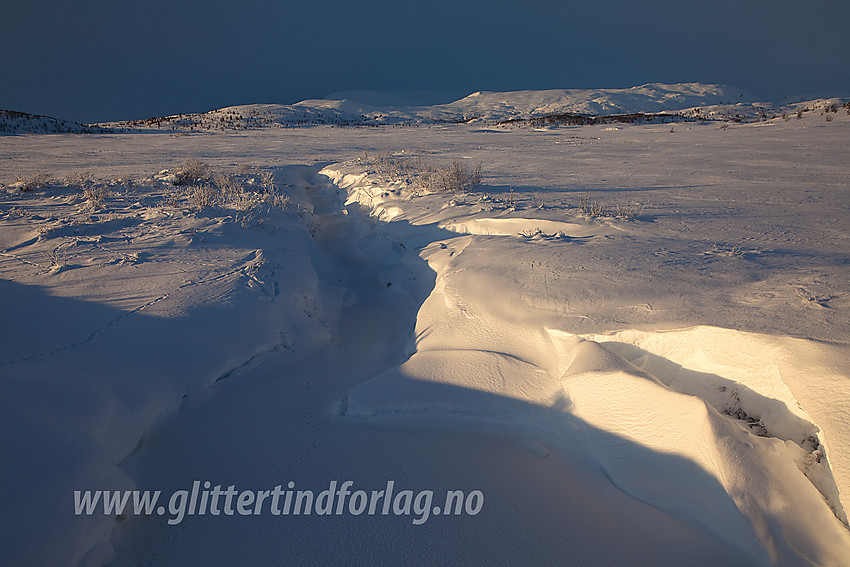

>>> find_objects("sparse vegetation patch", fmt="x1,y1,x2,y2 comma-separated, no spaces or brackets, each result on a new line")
578,195,645,219
173,159,212,186
362,151,482,193
14,172,52,192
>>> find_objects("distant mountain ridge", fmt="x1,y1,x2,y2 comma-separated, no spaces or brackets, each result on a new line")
111,83,758,130
4,83,848,134
0,109,108,135
436,83,756,119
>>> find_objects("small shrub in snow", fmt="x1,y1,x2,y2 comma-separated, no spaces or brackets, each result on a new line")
263,191,290,210
579,195,645,219
176,166,289,215
363,151,482,194
212,172,240,199
470,161,482,187
83,184,109,210
371,151,406,182
173,159,211,186
614,197,645,219
259,170,276,191
578,196,606,217
413,155,434,177
66,171,93,187
425,160,483,192
15,172,51,192
45,248,68,272
434,160,467,191
188,184,216,208
235,210,256,228
229,191,258,211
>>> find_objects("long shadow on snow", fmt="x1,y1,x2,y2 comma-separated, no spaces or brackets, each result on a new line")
331,380,774,567
0,274,324,565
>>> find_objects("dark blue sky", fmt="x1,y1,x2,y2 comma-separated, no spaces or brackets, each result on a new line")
3,0,848,123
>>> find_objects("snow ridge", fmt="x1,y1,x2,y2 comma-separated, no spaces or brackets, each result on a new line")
321,160,850,567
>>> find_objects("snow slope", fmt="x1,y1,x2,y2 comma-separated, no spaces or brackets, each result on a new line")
1,107,850,566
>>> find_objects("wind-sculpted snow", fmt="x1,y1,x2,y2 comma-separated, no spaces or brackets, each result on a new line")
439,217,593,237
563,342,850,566
322,156,850,566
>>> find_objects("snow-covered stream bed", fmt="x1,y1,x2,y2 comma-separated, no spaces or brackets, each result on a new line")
2,115,850,565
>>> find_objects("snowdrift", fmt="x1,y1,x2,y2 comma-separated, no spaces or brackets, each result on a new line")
322,154,850,566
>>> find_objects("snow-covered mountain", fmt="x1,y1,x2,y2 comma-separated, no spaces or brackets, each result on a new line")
437,82,756,119
4,84,847,135
0,109,108,135
108,83,763,130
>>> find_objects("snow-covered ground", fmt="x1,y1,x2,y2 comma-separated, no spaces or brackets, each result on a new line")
2,96,850,566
